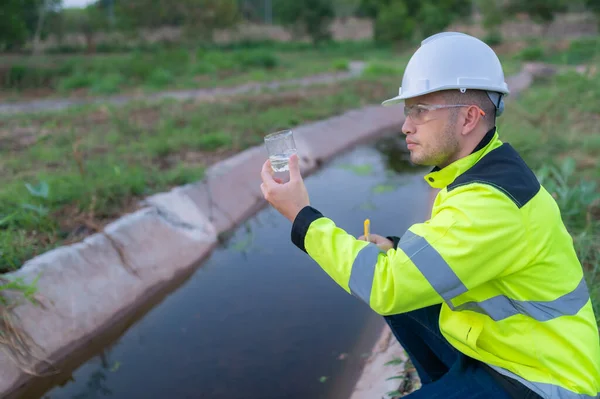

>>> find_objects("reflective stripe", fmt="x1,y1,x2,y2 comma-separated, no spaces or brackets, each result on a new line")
489,365,600,399
398,230,468,302
454,277,590,322
355,231,590,323
348,243,383,303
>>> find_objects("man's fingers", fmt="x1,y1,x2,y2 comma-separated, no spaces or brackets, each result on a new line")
273,177,283,184
260,182,269,199
288,153,302,182
261,160,276,188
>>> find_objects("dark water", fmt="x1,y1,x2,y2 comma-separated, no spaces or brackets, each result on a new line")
24,134,430,399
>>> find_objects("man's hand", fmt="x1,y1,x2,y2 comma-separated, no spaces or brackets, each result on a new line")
260,154,310,222
358,233,394,251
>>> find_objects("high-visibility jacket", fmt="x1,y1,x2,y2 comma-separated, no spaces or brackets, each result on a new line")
291,128,600,398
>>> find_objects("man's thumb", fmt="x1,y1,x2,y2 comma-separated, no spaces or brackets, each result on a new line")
289,153,302,181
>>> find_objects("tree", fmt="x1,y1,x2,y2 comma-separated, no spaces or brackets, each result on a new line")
0,0,61,51
584,0,600,28
373,1,413,43
357,0,471,44
274,0,335,44
179,0,240,42
331,0,362,20
474,0,505,40
504,0,569,34
0,0,29,50
115,0,239,42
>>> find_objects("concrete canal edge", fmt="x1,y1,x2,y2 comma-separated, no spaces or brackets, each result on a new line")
0,66,544,398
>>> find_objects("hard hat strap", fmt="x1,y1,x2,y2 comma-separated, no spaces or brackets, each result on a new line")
486,91,505,117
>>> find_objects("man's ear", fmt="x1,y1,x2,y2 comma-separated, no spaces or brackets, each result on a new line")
461,105,483,136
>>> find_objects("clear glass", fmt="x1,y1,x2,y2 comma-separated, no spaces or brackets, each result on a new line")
264,129,297,172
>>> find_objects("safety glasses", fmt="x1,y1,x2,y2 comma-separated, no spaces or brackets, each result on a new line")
404,104,486,125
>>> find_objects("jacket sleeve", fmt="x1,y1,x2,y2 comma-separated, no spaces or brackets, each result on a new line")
290,183,529,315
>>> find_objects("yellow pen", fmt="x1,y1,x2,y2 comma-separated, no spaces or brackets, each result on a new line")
364,219,370,242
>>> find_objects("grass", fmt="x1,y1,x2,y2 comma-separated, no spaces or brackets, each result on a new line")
3,34,596,102
0,76,399,272
514,36,600,65
0,41,400,100
499,62,600,324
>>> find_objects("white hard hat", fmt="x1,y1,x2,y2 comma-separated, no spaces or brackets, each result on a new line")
382,32,509,116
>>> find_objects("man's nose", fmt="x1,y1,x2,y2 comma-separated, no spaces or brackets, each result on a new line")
402,114,415,135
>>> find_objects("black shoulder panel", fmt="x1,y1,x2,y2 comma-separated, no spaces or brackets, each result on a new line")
448,144,541,208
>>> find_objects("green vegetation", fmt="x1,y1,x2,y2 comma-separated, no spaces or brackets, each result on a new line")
0,76,398,272
515,37,600,65
273,0,335,44
500,62,600,323
357,0,472,44
1,41,399,99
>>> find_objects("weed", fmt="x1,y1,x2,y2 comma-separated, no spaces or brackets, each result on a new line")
516,45,545,61
332,59,350,71
0,42,405,98
361,62,405,78
0,77,397,270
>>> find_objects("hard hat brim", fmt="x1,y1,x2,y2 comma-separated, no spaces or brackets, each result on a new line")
382,84,510,107
381,95,403,106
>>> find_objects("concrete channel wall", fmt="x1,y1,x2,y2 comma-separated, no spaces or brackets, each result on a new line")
0,66,541,398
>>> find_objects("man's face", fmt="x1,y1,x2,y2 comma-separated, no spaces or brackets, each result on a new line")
401,92,461,168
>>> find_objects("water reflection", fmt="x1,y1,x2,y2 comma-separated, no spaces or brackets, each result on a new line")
374,134,421,174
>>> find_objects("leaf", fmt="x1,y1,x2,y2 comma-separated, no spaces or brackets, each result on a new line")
359,201,377,211
339,163,373,176
384,358,404,366
372,184,396,194
385,375,405,381
110,361,121,372
560,157,576,179
21,203,48,216
0,212,17,227
24,181,49,199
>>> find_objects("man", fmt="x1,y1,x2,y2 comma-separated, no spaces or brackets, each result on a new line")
259,32,600,398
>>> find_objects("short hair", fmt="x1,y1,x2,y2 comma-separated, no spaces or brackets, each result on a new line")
441,89,497,130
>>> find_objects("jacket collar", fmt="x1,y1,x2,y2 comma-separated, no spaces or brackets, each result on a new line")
424,127,500,189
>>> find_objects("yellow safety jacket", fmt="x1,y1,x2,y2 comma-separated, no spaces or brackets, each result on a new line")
291,128,600,399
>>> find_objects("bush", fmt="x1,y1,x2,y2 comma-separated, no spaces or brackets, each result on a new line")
367,0,470,44
483,32,503,46
517,45,546,61
417,1,455,38
145,69,174,89
374,2,414,44
235,50,279,69
537,158,600,230
361,62,404,78
196,132,233,150
57,72,95,91
332,59,350,71
90,73,124,95
2,65,56,89
274,0,335,44
557,38,600,65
